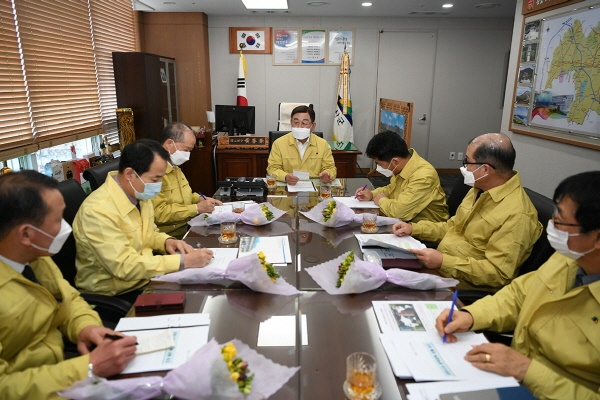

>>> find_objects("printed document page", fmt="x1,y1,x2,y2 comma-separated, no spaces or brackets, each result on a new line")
238,236,292,265
333,196,379,209
115,313,210,332
355,233,425,254
287,180,316,192
405,377,519,400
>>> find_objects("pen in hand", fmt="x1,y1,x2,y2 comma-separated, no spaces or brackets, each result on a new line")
443,290,459,343
199,192,207,200
355,184,368,199
105,334,138,345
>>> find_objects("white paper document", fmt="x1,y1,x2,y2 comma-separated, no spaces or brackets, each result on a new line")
257,315,308,346
333,196,379,209
238,236,292,265
204,248,239,269
136,329,175,354
405,377,520,400
355,233,425,254
120,325,209,374
310,178,342,187
293,169,310,180
115,313,210,332
287,180,316,192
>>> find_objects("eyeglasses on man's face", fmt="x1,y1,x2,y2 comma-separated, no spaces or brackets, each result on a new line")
551,206,582,228
291,119,313,128
462,157,496,169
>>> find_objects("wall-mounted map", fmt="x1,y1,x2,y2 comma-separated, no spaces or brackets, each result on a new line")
530,6,600,138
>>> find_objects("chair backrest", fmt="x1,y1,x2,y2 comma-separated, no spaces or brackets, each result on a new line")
447,177,471,217
51,179,87,286
268,131,323,153
277,102,313,131
83,158,119,190
519,188,554,276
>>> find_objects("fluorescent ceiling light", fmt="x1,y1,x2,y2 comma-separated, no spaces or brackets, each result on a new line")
442,3,453,8
242,0,288,10
362,2,373,6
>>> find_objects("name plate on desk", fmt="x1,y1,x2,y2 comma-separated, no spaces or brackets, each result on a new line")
217,136,268,149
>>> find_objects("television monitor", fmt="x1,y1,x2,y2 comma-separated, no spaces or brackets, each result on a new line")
214,105,255,136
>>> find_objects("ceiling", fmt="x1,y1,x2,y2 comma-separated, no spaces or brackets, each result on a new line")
133,0,518,18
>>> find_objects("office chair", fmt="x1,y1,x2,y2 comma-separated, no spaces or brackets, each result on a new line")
83,158,120,191
447,178,471,217
268,131,323,153
277,102,313,131
52,179,131,329
458,187,555,306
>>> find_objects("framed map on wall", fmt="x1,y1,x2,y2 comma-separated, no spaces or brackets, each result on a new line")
510,0,600,150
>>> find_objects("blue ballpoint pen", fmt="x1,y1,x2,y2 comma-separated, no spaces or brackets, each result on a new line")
199,192,207,200
355,184,367,199
443,290,459,343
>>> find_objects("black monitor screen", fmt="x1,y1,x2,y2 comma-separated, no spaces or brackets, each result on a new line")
215,105,255,136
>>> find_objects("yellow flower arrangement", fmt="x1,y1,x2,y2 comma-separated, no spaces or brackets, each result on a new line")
221,343,254,395
322,200,337,222
261,204,274,221
258,251,281,282
336,251,355,288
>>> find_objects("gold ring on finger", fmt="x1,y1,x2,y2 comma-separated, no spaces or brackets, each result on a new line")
485,353,491,363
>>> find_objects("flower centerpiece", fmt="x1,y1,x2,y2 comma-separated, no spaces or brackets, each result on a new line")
322,200,337,222
221,342,254,395
336,251,355,288
261,204,274,221
258,251,281,282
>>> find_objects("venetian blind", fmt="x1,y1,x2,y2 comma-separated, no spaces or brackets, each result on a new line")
15,0,102,143
0,2,32,153
89,0,135,145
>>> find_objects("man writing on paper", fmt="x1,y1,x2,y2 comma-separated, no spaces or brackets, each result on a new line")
152,122,222,239
0,170,137,399
393,133,542,292
436,171,600,400
74,140,213,303
267,105,337,185
355,130,448,223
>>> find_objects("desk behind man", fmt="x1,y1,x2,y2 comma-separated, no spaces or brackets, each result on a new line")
267,105,337,185
0,171,136,399
394,133,542,292
74,139,213,303
152,122,222,239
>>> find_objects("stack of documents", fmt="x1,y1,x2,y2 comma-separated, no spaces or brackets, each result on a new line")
372,301,519,399
287,170,317,192
115,313,210,374
355,233,425,268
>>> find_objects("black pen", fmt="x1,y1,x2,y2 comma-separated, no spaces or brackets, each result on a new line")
105,334,138,345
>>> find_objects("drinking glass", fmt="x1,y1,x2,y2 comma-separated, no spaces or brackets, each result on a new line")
361,212,378,234
218,221,237,244
266,174,277,189
343,352,382,400
232,202,245,213
319,184,332,199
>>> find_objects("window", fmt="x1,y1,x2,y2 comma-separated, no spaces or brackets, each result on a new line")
0,0,135,161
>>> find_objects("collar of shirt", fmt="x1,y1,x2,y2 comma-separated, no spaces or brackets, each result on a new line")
113,174,139,208
296,136,311,159
575,267,600,287
0,254,26,274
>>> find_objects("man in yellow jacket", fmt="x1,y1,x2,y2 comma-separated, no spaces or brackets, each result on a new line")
436,171,600,400
393,133,542,292
267,105,337,185
0,170,137,399
355,130,449,223
152,123,222,239
74,139,213,303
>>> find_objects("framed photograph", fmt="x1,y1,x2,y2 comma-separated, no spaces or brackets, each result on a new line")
229,27,272,54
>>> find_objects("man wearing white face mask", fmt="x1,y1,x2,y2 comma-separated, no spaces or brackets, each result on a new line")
74,139,214,303
355,131,448,223
0,170,138,398
152,123,222,239
267,105,337,185
435,171,600,400
393,133,542,292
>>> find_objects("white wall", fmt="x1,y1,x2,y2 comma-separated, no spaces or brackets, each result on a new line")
500,1,600,197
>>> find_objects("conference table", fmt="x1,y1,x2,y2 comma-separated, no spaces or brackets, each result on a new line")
136,178,454,399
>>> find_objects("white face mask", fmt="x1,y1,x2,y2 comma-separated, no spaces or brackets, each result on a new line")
130,170,162,201
376,161,397,178
291,127,311,141
170,148,190,166
460,164,487,187
28,219,72,255
547,220,595,260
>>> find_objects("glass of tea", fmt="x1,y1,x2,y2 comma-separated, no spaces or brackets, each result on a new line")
266,174,277,189
218,221,238,244
232,202,245,213
319,184,332,199
361,212,379,234
343,352,382,400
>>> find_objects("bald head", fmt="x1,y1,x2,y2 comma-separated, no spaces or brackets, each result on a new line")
468,133,515,175
161,122,194,145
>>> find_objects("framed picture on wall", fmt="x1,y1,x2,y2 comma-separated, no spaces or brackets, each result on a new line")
328,29,354,64
229,27,272,54
273,28,299,64
378,98,413,147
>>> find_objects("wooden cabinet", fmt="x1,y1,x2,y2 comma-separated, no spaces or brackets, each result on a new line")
180,136,215,196
112,52,178,142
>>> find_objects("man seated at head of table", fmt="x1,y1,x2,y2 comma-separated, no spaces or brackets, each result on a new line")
393,133,542,292
0,170,137,399
267,104,337,186
436,171,600,400
152,122,222,239
355,130,449,223
74,139,213,304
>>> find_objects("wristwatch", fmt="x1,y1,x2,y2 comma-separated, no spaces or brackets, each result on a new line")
88,362,99,379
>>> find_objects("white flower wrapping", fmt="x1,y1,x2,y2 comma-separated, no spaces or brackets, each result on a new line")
189,211,240,226
152,253,300,296
59,339,300,400
300,199,355,227
240,202,286,226
305,251,459,294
